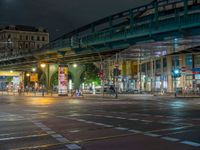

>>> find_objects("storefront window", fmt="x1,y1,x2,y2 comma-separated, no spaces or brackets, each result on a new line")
195,74,200,84
172,55,179,67
185,54,192,67
155,76,161,89
141,64,146,73
147,62,151,71
156,59,161,69
195,55,200,67
185,75,193,89
163,57,167,68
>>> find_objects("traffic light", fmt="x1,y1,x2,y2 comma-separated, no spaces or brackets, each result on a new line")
172,68,181,78
113,68,121,76
98,70,105,80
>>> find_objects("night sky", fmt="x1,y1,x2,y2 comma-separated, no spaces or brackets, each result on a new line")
0,0,151,40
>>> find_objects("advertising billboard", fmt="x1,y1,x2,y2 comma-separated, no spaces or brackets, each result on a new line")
30,73,38,82
58,65,68,96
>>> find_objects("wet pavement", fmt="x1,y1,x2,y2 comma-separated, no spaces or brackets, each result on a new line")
0,95,200,150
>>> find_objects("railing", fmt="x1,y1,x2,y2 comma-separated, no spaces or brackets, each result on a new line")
0,0,200,63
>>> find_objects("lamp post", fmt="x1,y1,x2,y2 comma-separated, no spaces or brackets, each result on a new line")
40,63,46,96
26,73,30,95
32,67,37,96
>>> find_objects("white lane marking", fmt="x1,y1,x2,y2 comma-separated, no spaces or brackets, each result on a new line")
0,134,47,141
161,137,180,142
46,130,56,134
77,119,85,122
128,129,142,133
116,117,126,119
115,127,129,131
93,123,105,126
41,127,51,131
32,120,73,145
69,130,80,133
56,137,69,143
103,124,113,128
128,118,139,121
160,121,172,124
105,116,114,118
85,121,95,124
141,120,152,123
65,144,82,150
144,133,160,137
180,141,200,147
51,134,63,138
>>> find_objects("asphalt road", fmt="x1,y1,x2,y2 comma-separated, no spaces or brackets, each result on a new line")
0,95,200,150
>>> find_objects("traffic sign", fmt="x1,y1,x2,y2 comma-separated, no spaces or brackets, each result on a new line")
191,68,200,72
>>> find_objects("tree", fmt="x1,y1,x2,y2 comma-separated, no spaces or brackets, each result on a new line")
51,71,58,87
81,63,100,85
6,76,13,83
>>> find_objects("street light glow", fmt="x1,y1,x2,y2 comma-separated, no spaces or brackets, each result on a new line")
26,73,30,77
40,63,46,68
32,68,36,72
10,70,13,73
174,69,179,74
73,64,77,68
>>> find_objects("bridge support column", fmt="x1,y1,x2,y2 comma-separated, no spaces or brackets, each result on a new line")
68,64,85,90
41,64,58,92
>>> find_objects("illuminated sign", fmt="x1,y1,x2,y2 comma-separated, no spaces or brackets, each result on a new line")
30,73,38,82
58,65,68,96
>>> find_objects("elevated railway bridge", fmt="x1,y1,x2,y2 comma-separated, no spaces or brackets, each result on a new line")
0,0,200,72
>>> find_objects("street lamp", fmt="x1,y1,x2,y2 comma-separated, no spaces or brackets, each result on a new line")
26,73,30,77
10,70,13,73
73,64,78,68
40,63,46,68
32,68,36,72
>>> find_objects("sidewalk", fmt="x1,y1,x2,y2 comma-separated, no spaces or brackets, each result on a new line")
1,91,199,100
83,93,154,100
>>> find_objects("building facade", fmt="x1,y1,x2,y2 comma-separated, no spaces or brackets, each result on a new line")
139,53,200,94
0,25,49,52
105,53,200,94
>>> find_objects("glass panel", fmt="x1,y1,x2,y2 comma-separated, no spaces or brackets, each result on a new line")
172,55,179,67
156,59,161,69
185,54,192,66
163,57,167,68
195,55,200,67
147,62,151,71
142,64,146,73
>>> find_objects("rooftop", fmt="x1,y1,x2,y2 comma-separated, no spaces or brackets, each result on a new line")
0,25,48,33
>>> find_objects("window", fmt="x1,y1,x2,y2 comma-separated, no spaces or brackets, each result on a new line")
163,57,167,68
141,63,146,73
37,36,40,41
20,35,22,40
31,36,34,40
156,59,161,69
42,37,45,41
37,44,40,48
19,43,22,49
172,55,179,67
185,54,192,66
147,62,151,71
26,36,28,40
194,55,200,67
